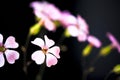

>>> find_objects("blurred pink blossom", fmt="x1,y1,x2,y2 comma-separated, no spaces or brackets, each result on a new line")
107,32,120,53
0,34,19,67
31,35,60,67
59,11,77,27
30,1,62,31
65,14,89,42
87,35,102,48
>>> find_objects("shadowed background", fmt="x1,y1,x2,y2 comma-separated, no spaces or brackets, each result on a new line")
0,0,120,80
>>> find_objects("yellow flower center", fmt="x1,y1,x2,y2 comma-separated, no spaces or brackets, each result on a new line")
42,47,48,54
0,46,6,52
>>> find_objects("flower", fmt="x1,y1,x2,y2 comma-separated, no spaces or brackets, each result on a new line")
107,32,120,53
30,1,62,31
67,15,89,42
87,35,102,48
31,35,60,67
0,34,19,67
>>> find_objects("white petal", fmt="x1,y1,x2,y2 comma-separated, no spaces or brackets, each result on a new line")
0,53,5,67
67,25,79,37
44,35,55,47
31,50,45,65
46,53,58,67
5,50,19,64
4,36,19,48
0,34,3,44
48,46,60,58
31,38,44,48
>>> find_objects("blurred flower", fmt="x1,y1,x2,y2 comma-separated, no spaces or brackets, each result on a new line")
59,11,77,28
30,1,62,31
87,35,102,48
107,32,120,53
31,35,60,67
60,12,89,42
82,35,102,56
0,34,19,67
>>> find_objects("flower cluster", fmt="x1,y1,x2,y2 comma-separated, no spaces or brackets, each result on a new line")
0,1,120,80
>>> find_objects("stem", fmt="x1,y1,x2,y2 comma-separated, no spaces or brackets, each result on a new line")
89,54,101,67
104,71,113,80
36,63,46,80
82,70,89,80
82,54,101,80
22,33,31,74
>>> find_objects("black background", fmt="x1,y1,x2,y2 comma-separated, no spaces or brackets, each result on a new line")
0,0,120,80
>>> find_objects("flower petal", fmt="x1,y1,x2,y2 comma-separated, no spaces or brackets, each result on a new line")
107,32,120,53
44,35,55,48
31,50,45,65
0,53,5,67
48,46,60,58
77,15,89,34
77,31,87,42
87,35,102,48
5,50,19,64
44,18,56,31
46,53,58,67
0,34,3,44
31,38,44,48
67,25,79,37
60,11,77,27
4,36,19,48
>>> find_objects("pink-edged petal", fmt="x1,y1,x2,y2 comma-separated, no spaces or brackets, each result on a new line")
107,32,120,53
77,31,87,42
44,18,56,31
31,38,44,48
0,53,5,67
77,15,89,34
31,50,45,65
46,53,58,67
5,50,19,64
0,34,3,44
87,35,102,48
30,1,44,11
44,35,55,48
4,36,19,48
48,46,60,58
67,25,79,37
44,4,61,20
60,11,77,27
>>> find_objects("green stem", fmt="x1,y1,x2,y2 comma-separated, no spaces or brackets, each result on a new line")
22,33,31,74
104,71,113,80
36,63,46,80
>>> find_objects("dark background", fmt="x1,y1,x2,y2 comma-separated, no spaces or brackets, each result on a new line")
0,0,120,80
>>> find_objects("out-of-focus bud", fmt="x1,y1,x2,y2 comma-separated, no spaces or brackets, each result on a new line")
64,29,71,38
113,64,120,74
99,45,112,56
82,44,92,57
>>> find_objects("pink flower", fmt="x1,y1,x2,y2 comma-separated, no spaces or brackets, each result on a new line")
67,15,89,42
59,11,77,27
31,35,60,67
0,34,19,67
87,35,102,48
30,1,62,31
107,32,120,53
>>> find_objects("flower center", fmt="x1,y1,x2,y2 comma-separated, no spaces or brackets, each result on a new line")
42,47,48,54
0,46,6,52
